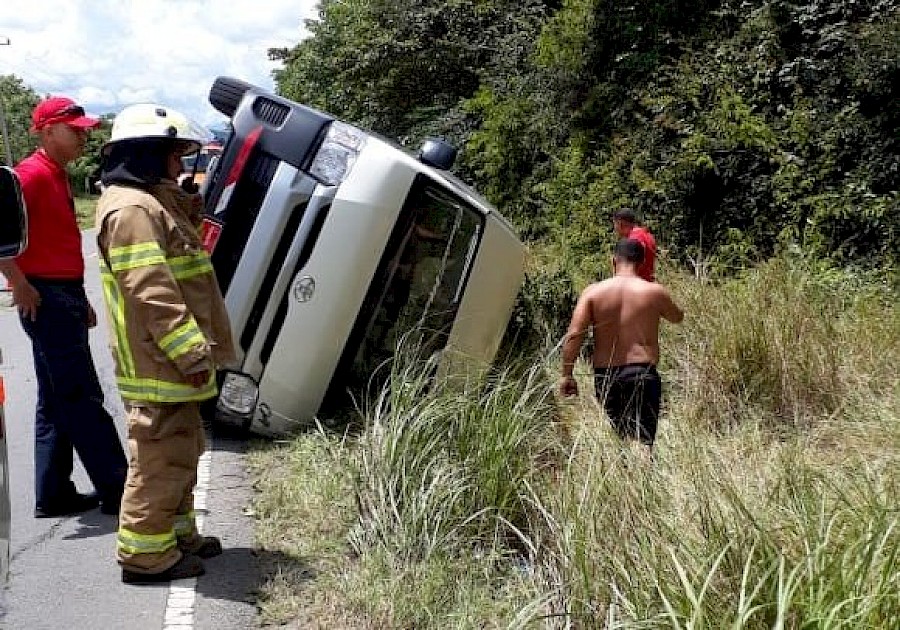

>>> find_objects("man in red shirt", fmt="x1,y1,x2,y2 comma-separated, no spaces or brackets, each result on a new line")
612,208,656,282
0,97,126,518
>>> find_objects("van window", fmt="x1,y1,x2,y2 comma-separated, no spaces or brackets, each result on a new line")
181,145,223,175
349,182,483,384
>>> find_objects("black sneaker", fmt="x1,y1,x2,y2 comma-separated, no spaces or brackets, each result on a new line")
121,554,205,585
99,496,121,516
34,492,100,518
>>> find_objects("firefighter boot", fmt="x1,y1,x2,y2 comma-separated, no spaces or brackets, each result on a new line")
122,553,205,584
181,535,223,559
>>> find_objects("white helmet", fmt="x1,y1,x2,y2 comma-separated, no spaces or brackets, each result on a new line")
105,103,212,156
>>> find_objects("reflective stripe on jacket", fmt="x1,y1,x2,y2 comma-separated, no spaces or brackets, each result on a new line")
96,183,236,404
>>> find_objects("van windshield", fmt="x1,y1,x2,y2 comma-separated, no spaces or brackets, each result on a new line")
349,184,483,382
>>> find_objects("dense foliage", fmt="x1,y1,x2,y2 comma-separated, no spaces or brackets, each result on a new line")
273,0,899,327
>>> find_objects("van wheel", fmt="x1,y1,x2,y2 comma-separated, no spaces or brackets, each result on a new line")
209,76,254,117
200,397,218,431
199,398,248,439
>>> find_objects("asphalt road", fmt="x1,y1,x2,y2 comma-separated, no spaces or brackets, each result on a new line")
0,231,261,630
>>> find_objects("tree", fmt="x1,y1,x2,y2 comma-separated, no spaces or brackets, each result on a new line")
271,0,549,141
69,113,112,195
268,0,899,277
0,74,39,166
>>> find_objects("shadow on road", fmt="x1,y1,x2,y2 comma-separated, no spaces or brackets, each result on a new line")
65,510,119,540
195,545,265,605
195,546,317,609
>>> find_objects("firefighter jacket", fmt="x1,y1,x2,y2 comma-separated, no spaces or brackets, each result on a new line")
96,182,236,404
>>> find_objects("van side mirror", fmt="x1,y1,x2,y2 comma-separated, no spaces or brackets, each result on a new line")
0,166,27,259
417,138,457,170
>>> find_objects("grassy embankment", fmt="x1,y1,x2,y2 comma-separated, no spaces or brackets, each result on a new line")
74,195,97,230
247,258,899,628
70,191,900,626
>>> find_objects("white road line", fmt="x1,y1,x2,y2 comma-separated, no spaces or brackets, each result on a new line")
162,440,213,630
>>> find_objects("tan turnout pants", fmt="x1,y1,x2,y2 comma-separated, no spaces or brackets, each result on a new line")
116,402,206,574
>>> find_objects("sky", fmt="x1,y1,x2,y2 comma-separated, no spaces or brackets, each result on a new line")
0,0,318,127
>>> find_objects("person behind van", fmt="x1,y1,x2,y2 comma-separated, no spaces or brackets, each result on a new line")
612,208,656,282
386,213,445,324
0,96,127,519
559,239,683,453
96,104,236,584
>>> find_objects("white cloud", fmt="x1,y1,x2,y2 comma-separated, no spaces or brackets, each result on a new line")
0,0,317,126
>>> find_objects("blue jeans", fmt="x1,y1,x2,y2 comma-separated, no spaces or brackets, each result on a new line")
19,278,127,507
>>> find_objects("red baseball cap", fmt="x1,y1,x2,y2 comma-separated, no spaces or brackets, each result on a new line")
31,96,101,132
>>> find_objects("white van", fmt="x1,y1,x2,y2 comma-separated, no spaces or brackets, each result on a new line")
199,78,525,437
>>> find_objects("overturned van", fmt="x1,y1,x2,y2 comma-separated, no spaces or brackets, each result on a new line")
200,77,524,436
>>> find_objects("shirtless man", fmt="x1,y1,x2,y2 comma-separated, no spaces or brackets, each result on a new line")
559,239,684,449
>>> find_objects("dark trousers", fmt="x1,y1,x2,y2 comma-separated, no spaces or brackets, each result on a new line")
19,278,127,507
594,363,662,446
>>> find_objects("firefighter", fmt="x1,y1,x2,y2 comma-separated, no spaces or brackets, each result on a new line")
96,104,236,584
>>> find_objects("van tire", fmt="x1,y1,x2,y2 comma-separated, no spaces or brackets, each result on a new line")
199,397,218,431
212,418,253,440
209,76,254,117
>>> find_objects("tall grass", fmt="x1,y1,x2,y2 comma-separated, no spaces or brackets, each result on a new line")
665,258,899,432
349,347,560,564
248,258,899,628
521,420,898,628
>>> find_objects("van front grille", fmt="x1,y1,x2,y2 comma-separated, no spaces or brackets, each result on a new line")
260,201,333,364
252,97,289,127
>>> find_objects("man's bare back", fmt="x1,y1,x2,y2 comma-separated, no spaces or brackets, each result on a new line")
559,239,683,396
578,275,683,367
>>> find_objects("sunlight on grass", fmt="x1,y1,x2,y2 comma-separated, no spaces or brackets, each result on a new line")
247,259,899,628
74,195,97,230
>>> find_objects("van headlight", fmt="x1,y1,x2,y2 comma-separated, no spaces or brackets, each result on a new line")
309,121,366,186
217,372,258,416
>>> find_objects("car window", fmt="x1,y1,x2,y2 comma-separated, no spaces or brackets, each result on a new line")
182,148,222,173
